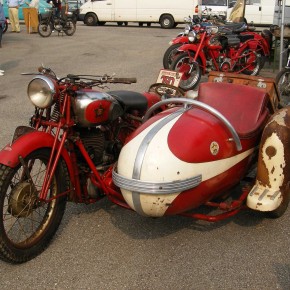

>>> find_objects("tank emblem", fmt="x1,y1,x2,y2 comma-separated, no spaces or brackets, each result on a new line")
210,141,219,155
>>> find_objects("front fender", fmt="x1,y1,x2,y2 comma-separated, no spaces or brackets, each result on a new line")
171,35,189,45
0,128,72,170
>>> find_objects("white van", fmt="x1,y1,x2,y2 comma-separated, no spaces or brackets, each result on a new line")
78,0,199,28
227,0,290,26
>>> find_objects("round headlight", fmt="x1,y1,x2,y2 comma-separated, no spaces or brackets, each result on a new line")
208,26,219,35
184,24,191,35
188,31,196,43
27,75,56,109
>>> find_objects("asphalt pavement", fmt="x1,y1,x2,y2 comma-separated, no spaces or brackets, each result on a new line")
0,22,289,290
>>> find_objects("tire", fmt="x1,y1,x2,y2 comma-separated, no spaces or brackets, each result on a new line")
38,21,52,37
0,149,67,263
117,22,123,26
237,47,261,76
163,43,182,69
84,13,98,26
276,68,290,106
266,188,290,219
160,14,175,29
170,51,202,90
63,20,76,36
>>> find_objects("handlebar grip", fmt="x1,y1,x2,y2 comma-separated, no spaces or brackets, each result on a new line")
112,77,137,84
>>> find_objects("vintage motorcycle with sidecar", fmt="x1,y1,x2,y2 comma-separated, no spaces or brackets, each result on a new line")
0,68,288,264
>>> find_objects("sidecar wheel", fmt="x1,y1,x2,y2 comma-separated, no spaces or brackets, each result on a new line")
266,189,290,219
170,51,202,90
0,149,67,263
64,20,76,36
163,43,182,69
238,47,261,76
38,21,52,37
276,68,290,106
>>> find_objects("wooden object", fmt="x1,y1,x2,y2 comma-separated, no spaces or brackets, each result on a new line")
207,71,280,113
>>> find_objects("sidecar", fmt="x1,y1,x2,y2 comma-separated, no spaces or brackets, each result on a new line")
113,72,281,220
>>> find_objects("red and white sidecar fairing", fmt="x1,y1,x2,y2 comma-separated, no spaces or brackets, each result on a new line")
247,106,290,215
113,82,271,217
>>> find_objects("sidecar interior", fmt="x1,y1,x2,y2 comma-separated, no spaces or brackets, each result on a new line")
197,82,270,138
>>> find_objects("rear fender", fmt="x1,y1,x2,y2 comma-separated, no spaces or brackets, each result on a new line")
240,39,269,56
177,44,207,73
0,128,73,173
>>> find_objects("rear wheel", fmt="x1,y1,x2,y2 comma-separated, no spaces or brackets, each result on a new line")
170,51,202,90
63,20,76,36
276,68,290,106
163,43,182,69
38,21,52,37
0,149,67,263
237,47,261,75
84,13,98,26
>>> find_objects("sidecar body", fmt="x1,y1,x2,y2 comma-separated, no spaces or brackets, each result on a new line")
113,79,275,218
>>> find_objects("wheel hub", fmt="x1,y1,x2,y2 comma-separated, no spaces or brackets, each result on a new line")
8,182,39,218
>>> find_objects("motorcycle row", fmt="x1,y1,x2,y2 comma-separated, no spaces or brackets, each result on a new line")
0,17,290,264
163,15,272,90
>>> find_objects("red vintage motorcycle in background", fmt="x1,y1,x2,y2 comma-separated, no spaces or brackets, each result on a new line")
163,16,271,71
170,23,271,90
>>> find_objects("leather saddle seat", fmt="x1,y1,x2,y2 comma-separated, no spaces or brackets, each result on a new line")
197,82,270,139
108,90,148,112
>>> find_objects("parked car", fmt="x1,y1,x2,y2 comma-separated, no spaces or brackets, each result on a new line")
3,0,52,21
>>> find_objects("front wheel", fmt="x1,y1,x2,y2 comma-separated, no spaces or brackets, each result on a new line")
0,149,67,263
3,20,8,34
237,47,261,75
38,21,52,37
64,20,76,36
170,51,202,90
163,43,182,69
276,68,290,106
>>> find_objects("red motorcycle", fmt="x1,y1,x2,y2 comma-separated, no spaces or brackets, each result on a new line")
0,66,187,263
170,24,270,90
163,17,271,71
0,68,287,264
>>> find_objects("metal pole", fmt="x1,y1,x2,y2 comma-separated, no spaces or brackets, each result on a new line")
280,0,285,70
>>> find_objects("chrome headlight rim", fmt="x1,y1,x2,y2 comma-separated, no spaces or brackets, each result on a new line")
188,31,196,43
27,75,56,109
184,24,191,35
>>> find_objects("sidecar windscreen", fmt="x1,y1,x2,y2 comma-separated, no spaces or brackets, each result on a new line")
197,82,270,138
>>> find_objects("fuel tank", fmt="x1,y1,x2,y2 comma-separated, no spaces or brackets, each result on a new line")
113,104,257,217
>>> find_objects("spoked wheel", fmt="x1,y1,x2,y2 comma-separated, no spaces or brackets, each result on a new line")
163,43,182,69
38,21,52,37
237,48,261,75
276,68,290,106
149,83,185,98
64,20,76,36
0,149,67,263
170,51,202,90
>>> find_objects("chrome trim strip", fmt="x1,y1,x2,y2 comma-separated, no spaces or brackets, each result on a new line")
132,108,187,214
258,189,269,201
113,168,202,194
143,98,242,151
